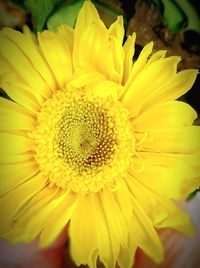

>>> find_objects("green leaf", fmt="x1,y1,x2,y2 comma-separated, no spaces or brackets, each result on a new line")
175,0,200,33
161,0,185,33
26,0,64,32
47,0,84,31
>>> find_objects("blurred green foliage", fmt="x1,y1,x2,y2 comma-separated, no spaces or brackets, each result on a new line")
11,0,121,32
25,0,64,31
11,0,199,34
152,0,200,34
47,0,84,30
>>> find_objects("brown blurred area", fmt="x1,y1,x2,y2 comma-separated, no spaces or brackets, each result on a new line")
127,0,200,71
0,0,26,29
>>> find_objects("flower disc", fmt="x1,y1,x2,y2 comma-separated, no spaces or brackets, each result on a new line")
33,89,135,193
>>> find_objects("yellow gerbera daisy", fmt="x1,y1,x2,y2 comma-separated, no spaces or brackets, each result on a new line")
0,1,200,267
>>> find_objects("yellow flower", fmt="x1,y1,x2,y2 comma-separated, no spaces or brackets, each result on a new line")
0,1,200,267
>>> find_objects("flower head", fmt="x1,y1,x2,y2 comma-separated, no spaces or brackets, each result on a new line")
0,1,200,268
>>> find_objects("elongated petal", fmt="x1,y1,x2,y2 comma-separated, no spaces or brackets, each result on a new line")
0,74,40,113
24,191,71,242
0,35,51,104
145,50,167,67
0,174,46,225
38,25,73,89
74,20,121,83
0,132,33,155
134,126,200,153
73,0,100,68
94,194,119,268
127,188,164,263
73,1,124,83
122,56,180,116
129,160,195,199
69,194,98,266
1,27,57,92
133,101,197,129
40,191,78,248
108,16,124,44
0,161,39,196
0,97,35,132
100,188,128,248
11,187,59,242
122,33,136,84
127,176,195,235
144,69,198,109
121,42,153,99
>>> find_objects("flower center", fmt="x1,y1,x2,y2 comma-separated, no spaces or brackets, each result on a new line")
33,89,135,193
55,100,116,172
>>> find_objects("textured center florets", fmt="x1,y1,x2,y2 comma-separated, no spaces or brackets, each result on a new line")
33,89,135,193
55,101,116,172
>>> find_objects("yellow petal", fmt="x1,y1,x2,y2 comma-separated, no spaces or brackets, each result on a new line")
70,191,124,268
40,191,78,248
122,33,136,85
122,56,180,116
144,69,198,110
1,27,57,92
100,188,128,248
94,193,118,268
130,41,154,79
0,174,46,225
116,179,134,220
108,16,125,84
25,190,69,242
129,159,195,199
138,151,200,199
11,187,59,242
68,69,121,99
125,177,164,263
0,151,34,165
0,132,33,156
134,126,200,153
145,49,167,67
0,97,36,132
108,16,124,44
121,41,153,99
73,0,100,68
38,25,73,89
156,206,195,236
75,0,100,33
0,161,39,196
0,35,51,103
74,19,121,83
126,175,166,225
127,176,195,235
22,25,37,44
73,4,124,84
0,73,40,112
116,180,138,268
69,194,98,266
108,34,125,84
133,101,197,129
58,24,74,52
118,242,137,268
